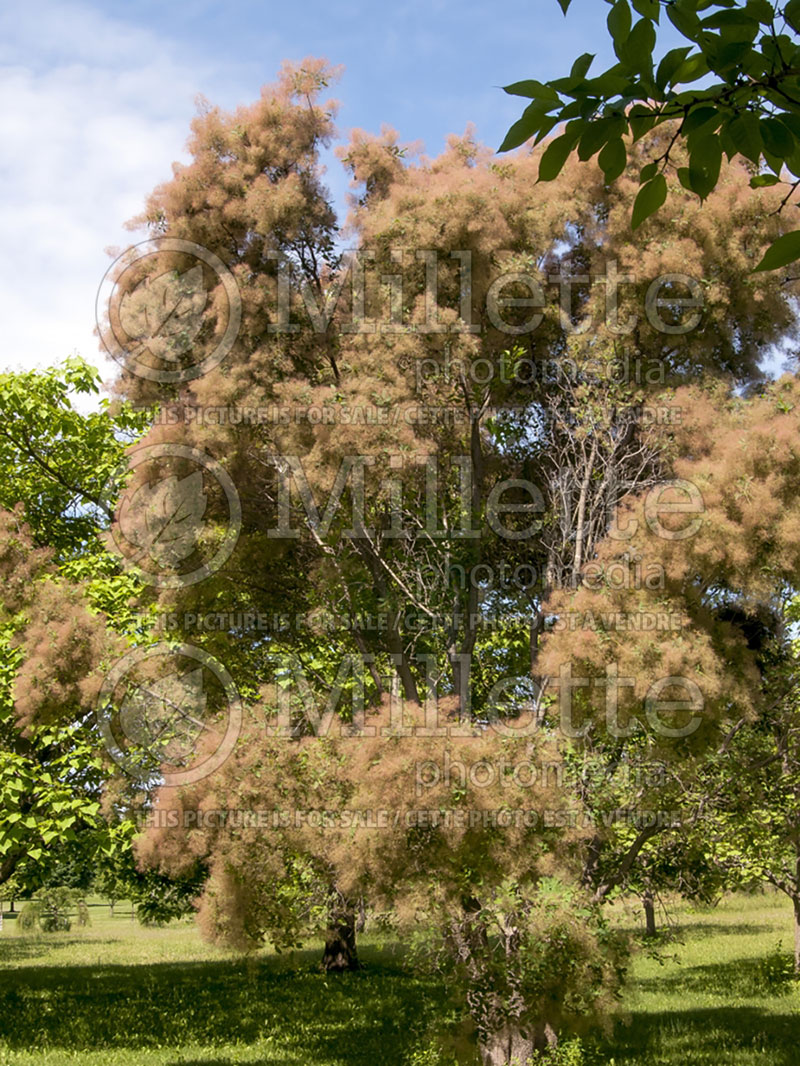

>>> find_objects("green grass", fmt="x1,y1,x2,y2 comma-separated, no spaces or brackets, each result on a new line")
591,891,800,1065
0,893,797,1065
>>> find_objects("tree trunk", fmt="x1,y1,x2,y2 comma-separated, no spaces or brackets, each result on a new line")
479,1022,557,1066
355,895,367,933
321,902,359,972
0,852,19,889
8,898,14,914
643,892,657,937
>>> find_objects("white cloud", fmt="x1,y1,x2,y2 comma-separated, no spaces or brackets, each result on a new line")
0,1,209,384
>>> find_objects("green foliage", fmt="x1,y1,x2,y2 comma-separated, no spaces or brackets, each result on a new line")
75,898,91,927
15,900,40,931
407,1045,457,1066
752,227,800,270
525,1038,587,1064
0,870,23,906
0,359,152,895
91,819,206,928
414,878,629,1054
17,888,76,933
0,619,107,871
501,0,800,266
759,941,797,990
134,873,203,927
0,356,149,559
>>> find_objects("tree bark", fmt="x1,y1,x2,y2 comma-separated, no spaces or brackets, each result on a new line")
0,852,19,888
355,895,367,933
642,892,657,937
479,1022,557,1066
321,897,360,972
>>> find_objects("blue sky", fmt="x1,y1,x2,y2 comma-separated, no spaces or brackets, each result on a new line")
0,0,684,381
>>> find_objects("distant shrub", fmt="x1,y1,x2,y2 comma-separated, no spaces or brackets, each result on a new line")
17,889,74,933
16,901,42,931
38,888,73,932
525,1037,587,1064
760,942,796,991
136,881,198,926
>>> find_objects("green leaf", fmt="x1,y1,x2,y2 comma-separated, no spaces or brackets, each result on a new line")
726,111,763,163
786,0,800,32
761,117,795,158
667,1,701,38
784,147,800,177
608,0,633,42
577,114,625,160
677,166,694,190
778,112,800,141
556,0,572,13
763,148,785,174
532,116,560,145
631,173,667,228
629,103,659,140
632,0,660,20
683,106,720,135
585,71,635,95
674,52,709,82
688,133,723,198
753,230,800,271
499,102,553,151
619,17,657,69
656,46,692,88
719,122,738,160
538,132,578,181
570,52,595,81
701,9,760,38
745,0,775,22
750,173,780,187
502,79,560,101
599,136,628,181
640,161,658,182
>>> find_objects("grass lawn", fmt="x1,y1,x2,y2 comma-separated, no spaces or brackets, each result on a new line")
0,892,797,1065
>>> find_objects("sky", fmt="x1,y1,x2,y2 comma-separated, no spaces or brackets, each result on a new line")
0,0,748,389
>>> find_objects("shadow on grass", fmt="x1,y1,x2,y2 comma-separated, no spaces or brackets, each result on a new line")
0,937,117,962
669,920,776,941
165,1061,295,1066
595,1004,800,1065
636,953,797,999
0,945,445,1066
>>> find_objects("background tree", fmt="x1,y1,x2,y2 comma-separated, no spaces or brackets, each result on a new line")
535,375,800,956
0,361,149,891
697,589,800,971
0,357,145,558
0,871,23,915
